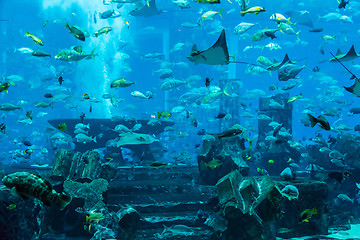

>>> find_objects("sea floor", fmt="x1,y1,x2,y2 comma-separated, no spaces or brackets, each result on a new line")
277,223,360,240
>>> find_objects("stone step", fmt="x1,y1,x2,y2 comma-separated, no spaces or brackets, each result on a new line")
139,215,203,228
136,228,214,240
132,202,211,214
108,180,215,193
115,166,200,182
108,192,214,204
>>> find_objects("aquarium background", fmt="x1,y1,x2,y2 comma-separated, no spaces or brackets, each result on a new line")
1,0,360,239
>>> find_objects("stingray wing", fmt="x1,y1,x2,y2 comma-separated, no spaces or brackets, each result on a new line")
267,54,289,71
187,29,229,65
344,78,360,97
341,45,359,61
130,0,160,17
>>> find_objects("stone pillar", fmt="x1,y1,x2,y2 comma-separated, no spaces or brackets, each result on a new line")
219,78,242,131
258,93,297,175
197,132,249,185
258,93,293,142
214,171,283,240
51,149,116,181
276,180,328,238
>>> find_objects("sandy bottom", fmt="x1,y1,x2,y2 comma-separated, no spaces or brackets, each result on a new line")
277,223,360,239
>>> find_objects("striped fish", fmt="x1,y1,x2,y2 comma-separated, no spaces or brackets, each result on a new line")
2,172,71,210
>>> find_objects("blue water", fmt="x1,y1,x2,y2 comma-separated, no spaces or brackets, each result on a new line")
0,0,357,177
1,0,360,239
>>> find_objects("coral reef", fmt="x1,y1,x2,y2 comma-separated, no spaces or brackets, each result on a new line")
63,178,108,210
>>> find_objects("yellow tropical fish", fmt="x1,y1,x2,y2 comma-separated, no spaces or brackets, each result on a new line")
7,204,16,210
299,207,317,223
240,6,266,17
56,123,67,132
86,211,104,222
287,93,303,103
157,110,171,119
26,31,44,46
204,158,223,168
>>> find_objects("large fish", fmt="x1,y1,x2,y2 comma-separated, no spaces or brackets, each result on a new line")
55,47,97,62
2,172,71,210
278,63,304,81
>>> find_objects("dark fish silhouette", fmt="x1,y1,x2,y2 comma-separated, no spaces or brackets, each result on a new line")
23,140,32,146
187,29,229,65
338,0,349,9
264,30,277,39
44,93,53,98
58,76,64,85
309,28,323,33
215,113,226,119
307,114,331,130
205,77,212,87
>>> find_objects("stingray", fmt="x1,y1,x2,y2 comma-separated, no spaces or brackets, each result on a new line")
116,132,159,147
344,79,360,97
266,54,290,71
187,29,229,65
329,45,359,62
129,0,161,17
330,51,360,97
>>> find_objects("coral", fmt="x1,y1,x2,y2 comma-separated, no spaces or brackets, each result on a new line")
63,178,108,210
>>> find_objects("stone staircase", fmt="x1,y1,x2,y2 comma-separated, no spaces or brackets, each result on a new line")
107,166,217,239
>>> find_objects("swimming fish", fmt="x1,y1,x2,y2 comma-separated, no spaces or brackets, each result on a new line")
299,208,317,223
56,123,67,132
240,6,266,17
65,23,85,41
110,77,135,88
25,31,44,46
287,93,303,103
307,114,331,130
2,172,71,210
94,27,112,37
204,158,223,168
157,110,171,119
